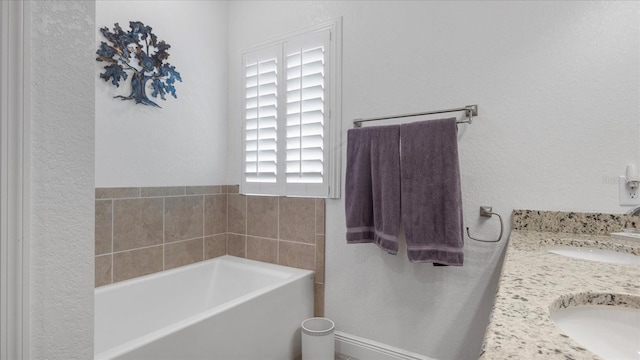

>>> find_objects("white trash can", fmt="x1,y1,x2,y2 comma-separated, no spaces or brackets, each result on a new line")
301,317,335,360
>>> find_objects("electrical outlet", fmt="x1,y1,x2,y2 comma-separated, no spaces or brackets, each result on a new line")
619,176,640,206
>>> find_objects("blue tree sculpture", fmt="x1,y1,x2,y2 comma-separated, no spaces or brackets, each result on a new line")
96,21,182,108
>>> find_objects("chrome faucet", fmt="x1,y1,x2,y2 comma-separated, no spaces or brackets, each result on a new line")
630,206,640,216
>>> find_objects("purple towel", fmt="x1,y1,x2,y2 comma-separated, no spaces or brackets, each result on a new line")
400,118,464,265
345,125,401,254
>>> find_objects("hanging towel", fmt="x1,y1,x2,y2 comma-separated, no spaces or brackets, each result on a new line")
345,125,401,254
400,118,464,265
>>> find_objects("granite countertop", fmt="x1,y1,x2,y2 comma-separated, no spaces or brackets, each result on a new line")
480,229,640,359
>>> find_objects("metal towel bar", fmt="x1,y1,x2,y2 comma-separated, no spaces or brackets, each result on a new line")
353,104,478,128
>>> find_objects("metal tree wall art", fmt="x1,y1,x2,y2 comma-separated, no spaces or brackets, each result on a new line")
96,21,182,108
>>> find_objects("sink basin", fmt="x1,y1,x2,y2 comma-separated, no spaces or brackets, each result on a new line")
547,247,639,265
551,305,640,359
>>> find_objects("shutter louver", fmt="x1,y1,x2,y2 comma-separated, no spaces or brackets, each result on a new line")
245,57,278,183
285,45,325,184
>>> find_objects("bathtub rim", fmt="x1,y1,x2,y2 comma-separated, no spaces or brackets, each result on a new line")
95,255,313,295
94,255,314,360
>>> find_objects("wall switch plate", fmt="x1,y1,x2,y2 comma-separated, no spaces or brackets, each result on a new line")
619,175,640,206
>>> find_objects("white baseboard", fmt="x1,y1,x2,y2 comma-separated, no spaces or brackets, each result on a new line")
334,331,435,360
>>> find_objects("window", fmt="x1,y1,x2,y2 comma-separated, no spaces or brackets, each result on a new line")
241,20,341,198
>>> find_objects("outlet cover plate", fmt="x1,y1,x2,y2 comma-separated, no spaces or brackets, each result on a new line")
619,176,640,206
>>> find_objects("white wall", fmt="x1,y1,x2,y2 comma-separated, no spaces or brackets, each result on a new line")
30,1,95,358
95,1,228,187
227,1,640,359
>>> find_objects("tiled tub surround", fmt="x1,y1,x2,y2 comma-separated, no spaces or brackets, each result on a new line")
481,210,640,359
226,193,326,316
95,185,326,316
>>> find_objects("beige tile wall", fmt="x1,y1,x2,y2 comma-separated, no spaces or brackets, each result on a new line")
95,185,326,316
226,194,326,316
95,185,230,286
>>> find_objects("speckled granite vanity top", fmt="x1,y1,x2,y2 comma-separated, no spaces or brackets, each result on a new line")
480,210,640,360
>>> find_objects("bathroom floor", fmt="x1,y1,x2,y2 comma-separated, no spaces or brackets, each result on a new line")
296,353,358,360
336,353,359,360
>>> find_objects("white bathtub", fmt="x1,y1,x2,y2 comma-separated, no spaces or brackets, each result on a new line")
95,255,314,360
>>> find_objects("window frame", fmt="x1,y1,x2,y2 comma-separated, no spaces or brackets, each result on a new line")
240,18,342,199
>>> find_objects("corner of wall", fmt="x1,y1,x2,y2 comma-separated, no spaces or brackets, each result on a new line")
30,0,96,358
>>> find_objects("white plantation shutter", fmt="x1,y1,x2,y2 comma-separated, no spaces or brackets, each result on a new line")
285,34,326,191
241,23,340,198
243,47,281,194
284,31,330,196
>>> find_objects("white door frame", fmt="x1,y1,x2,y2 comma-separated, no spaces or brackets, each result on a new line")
1,0,31,359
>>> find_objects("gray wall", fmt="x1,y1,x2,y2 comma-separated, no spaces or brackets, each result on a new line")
30,1,95,358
